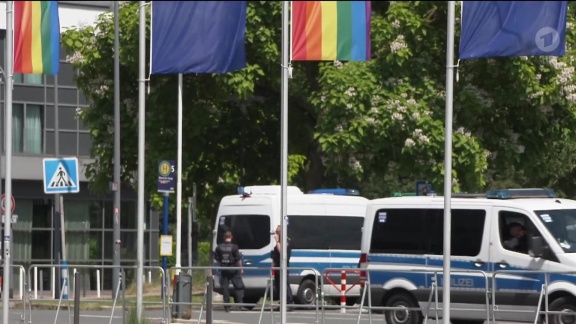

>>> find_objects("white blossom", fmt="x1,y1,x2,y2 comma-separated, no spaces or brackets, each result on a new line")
418,135,430,143
407,98,417,105
333,60,344,68
404,138,415,147
401,92,408,98
411,111,420,120
320,95,326,102
516,145,525,154
65,51,85,64
345,87,357,97
349,157,363,172
413,129,423,137
390,35,408,53
392,113,403,120
391,19,401,29
346,103,353,110
535,73,542,81
370,107,379,114
365,117,376,125
334,125,344,133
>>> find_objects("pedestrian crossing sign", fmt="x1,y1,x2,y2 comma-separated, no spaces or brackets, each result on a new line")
43,157,80,194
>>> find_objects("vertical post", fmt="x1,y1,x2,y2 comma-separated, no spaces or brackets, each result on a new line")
162,193,169,273
112,0,122,298
206,276,213,324
340,271,346,314
280,1,290,323
443,2,456,324
187,196,192,269
59,195,68,300
73,272,80,324
176,73,183,274
3,3,14,323
136,1,146,320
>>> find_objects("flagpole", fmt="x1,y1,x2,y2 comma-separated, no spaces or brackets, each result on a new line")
136,0,146,321
3,2,14,323
280,1,289,323
176,72,183,274
112,0,122,297
443,2,456,324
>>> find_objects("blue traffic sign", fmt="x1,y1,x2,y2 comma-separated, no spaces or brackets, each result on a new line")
43,157,80,194
157,160,176,193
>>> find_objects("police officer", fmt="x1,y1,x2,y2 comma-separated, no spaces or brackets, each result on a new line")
214,231,247,312
272,225,294,307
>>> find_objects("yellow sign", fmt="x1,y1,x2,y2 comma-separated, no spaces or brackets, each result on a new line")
160,235,173,256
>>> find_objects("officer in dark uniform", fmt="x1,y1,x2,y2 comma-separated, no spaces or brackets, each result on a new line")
214,231,247,312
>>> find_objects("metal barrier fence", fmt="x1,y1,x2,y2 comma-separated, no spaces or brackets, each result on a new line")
8,263,576,324
25,264,167,324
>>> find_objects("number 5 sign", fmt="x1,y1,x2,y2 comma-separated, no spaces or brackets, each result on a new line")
157,160,176,193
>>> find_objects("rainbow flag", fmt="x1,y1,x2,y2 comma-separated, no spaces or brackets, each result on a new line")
291,1,371,61
14,1,60,75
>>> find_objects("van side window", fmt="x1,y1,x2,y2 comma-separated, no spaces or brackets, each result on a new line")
288,216,329,250
498,211,558,262
370,208,485,257
217,215,271,249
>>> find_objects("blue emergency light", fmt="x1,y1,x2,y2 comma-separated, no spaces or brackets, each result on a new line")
308,188,360,196
485,188,556,199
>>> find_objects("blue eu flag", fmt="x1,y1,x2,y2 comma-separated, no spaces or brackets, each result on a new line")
151,1,247,74
459,1,568,59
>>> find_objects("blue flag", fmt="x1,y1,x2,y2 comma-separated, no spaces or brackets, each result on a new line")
151,1,247,74
459,1,568,59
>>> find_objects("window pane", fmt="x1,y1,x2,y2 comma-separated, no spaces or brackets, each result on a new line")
25,74,43,85
121,231,137,260
31,230,52,260
59,131,77,155
121,200,137,229
450,209,485,257
12,104,24,153
59,106,78,130
370,209,441,254
327,216,364,250
25,105,43,153
13,74,23,84
216,215,271,249
79,133,92,157
89,232,102,260
32,198,52,228
89,201,103,229
288,216,328,250
45,130,55,155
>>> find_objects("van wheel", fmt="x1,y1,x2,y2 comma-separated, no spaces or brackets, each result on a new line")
296,279,316,305
550,296,576,324
384,292,423,324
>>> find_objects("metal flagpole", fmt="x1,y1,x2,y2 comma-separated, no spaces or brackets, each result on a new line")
3,2,14,323
176,73,183,274
443,2,456,324
113,0,122,297
280,1,289,323
136,1,146,320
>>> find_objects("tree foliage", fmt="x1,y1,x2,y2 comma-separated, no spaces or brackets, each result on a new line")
62,1,576,238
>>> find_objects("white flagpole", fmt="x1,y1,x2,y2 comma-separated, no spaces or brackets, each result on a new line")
136,1,147,321
443,2,456,324
176,73,183,274
3,2,14,323
280,1,290,322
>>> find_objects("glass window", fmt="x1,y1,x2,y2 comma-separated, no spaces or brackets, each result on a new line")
328,216,364,250
14,74,43,85
32,198,52,228
499,211,558,262
10,104,43,154
288,216,329,250
534,209,576,253
370,208,485,257
59,131,77,155
121,200,137,229
216,215,271,249
79,133,92,157
89,201,103,229
89,232,102,260
31,230,52,260
370,208,441,254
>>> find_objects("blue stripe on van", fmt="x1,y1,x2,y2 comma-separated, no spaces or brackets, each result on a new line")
366,254,576,292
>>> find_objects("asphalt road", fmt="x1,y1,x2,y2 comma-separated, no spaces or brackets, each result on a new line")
2,307,525,324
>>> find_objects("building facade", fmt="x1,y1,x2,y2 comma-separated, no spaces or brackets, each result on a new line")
0,1,160,291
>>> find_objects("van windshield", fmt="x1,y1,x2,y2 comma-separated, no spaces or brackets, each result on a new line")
535,209,576,253
216,214,271,249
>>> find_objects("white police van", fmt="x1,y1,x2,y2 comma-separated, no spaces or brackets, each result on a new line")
359,188,576,324
212,185,368,307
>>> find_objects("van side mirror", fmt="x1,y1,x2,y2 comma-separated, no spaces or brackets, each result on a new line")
529,236,545,258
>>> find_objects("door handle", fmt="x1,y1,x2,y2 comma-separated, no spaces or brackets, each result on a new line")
496,262,509,269
472,260,486,267
244,259,253,266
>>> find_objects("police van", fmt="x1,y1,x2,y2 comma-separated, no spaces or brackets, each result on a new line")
212,185,368,307
359,188,576,324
